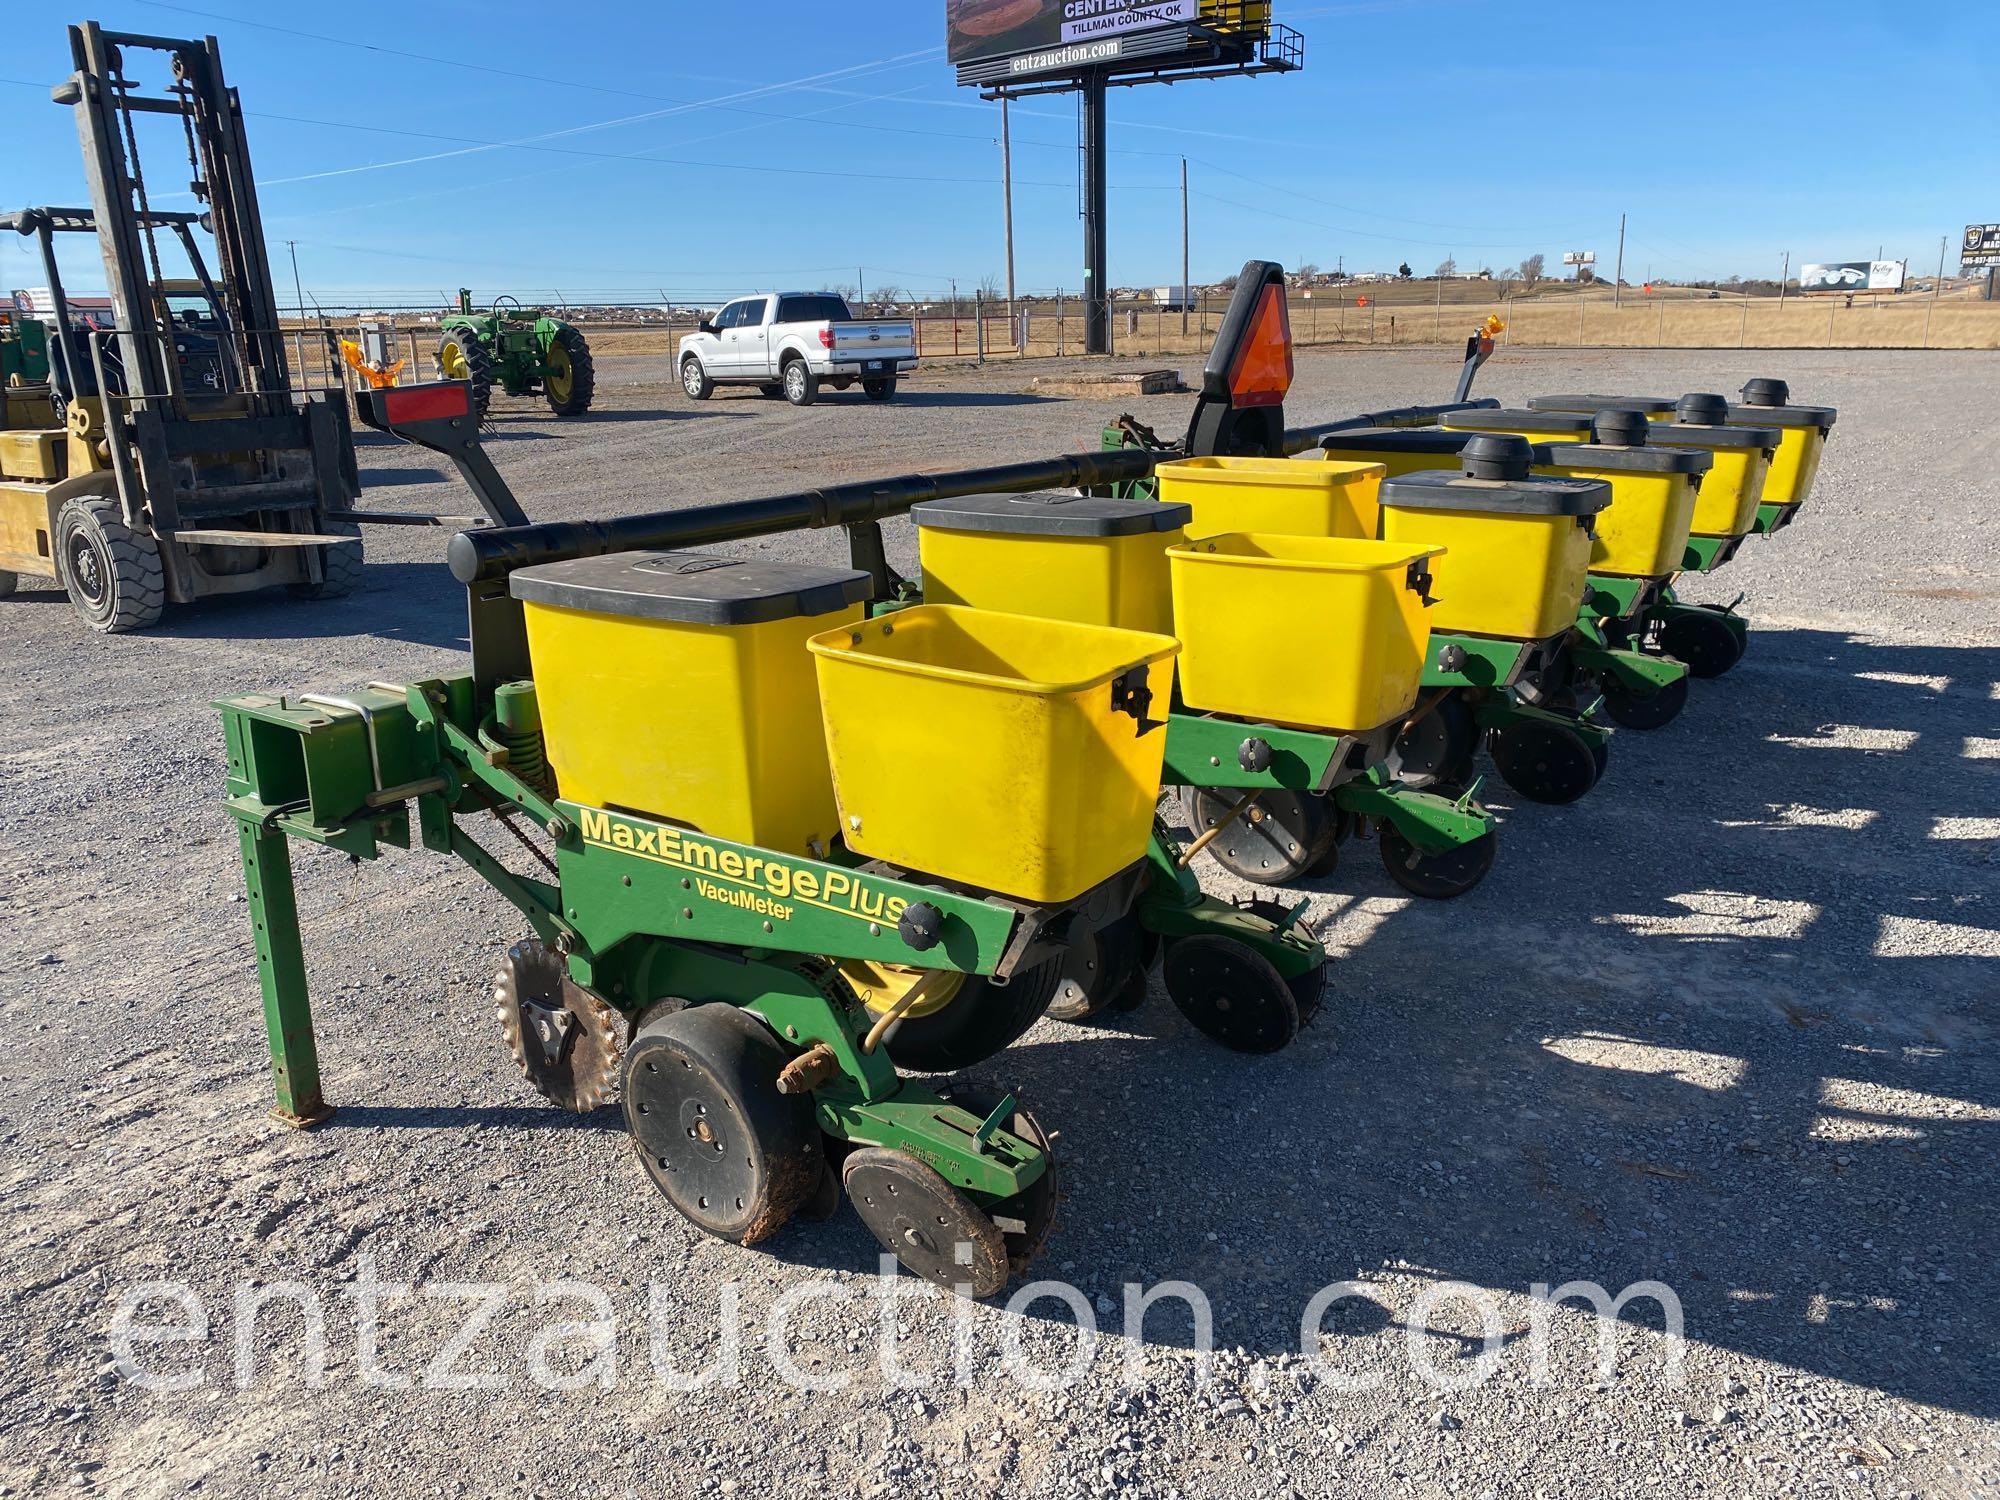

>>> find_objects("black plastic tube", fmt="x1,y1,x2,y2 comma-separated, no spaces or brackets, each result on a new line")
446,398,1498,585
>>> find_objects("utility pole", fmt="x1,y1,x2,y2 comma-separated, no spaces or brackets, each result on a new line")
1001,97,1016,319
1180,156,1190,339
1934,236,1946,299
285,239,304,315
1613,212,1626,308
1779,251,1789,308
857,266,865,306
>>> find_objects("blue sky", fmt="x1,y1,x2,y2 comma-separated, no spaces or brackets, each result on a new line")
3,0,1994,306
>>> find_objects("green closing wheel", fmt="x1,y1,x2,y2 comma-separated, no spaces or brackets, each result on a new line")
932,1083,1060,1277
622,1003,823,1245
1660,611,1745,678
1598,672,1690,730
1487,719,1601,805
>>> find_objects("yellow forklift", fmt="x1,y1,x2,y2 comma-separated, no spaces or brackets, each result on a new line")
0,23,524,632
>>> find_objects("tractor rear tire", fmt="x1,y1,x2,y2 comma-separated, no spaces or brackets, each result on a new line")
437,329,493,416
289,521,363,600
543,324,595,416
54,495,164,633
681,356,714,401
782,358,818,407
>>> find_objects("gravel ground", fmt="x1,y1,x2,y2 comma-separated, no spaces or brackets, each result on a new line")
1,346,1995,1499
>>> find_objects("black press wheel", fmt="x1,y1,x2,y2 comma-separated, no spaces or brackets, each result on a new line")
1487,719,1602,806
843,1147,1010,1296
622,1003,823,1245
681,355,715,400
1378,816,1497,900
934,1083,1059,1277
782,359,819,406
1162,934,1301,1054
1181,786,1339,884
883,956,1062,1073
863,377,897,402
435,328,493,416
54,495,164,633
1659,611,1745,678
1598,672,1690,731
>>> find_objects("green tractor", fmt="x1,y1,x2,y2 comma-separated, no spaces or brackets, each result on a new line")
434,290,595,418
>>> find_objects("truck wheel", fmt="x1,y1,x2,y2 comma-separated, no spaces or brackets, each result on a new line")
782,358,818,407
289,521,363,600
55,495,164,633
681,355,714,401
542,324,595,416
436,330,493,416
863,378,897,402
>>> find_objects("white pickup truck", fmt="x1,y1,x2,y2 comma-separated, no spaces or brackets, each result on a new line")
677,292,917,406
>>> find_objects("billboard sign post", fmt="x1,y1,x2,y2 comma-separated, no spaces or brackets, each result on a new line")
949,2,1303,353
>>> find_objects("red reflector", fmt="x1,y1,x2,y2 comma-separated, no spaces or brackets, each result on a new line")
383,381,469,424
1227,283,1293,409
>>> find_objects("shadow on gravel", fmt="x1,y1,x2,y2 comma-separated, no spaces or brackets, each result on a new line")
145,561,468,650
880,625,1996,1416
356,466,447,488
327,1104,625,1133
877,391,1061,409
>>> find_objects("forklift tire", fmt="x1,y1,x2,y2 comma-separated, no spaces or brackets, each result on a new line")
623,1002,822,1246
289,522,363,601
542,324,595,416
881,955,1063,1073
54,495,164,633
863,378,897,402
681,356,714,401
437,330,493,416
782,358,818,407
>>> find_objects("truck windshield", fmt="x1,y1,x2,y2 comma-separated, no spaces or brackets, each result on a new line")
776,294,852,323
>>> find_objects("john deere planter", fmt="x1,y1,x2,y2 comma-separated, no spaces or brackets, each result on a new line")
437,290,595,418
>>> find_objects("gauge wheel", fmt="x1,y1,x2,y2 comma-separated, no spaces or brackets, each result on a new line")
1181,786,1339,884
622,1002,822,1245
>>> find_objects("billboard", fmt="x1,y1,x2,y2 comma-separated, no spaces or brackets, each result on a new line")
1561,251,1595,266
1963,224,2000,270
1800,261,1905,293
948,1,1199,65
